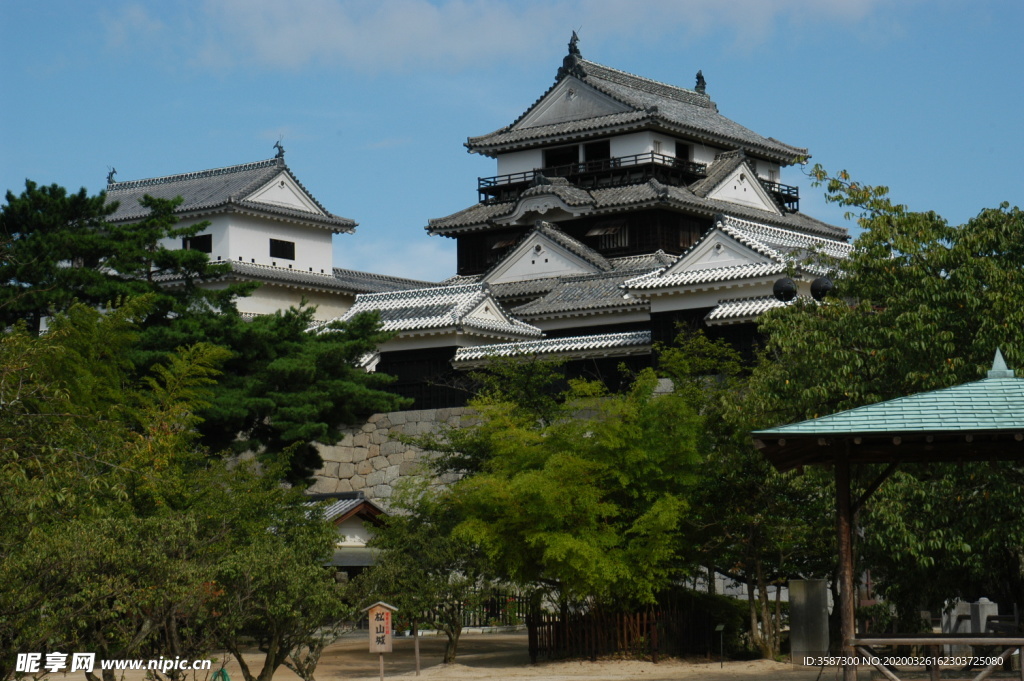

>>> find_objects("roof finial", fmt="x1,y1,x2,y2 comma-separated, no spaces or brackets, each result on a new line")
273,140,285,159
107,167,117,185
695,70,706,95
557,30,587,80
988,348,1015,378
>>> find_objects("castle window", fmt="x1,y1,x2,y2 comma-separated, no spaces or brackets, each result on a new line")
675,142,691,161
182,234,212,253
544,145,579,169
269,238,295,260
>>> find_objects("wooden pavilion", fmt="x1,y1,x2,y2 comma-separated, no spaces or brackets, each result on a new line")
753,350,1024,681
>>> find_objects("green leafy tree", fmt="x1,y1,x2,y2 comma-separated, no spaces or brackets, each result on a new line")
0,182,237,333
743,166,1024,627
357,481,491,663
0,302,352,681
1,182,408,481
660,332,835,657
430,363,702,607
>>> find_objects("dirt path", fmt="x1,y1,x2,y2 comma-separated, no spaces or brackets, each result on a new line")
209,632,839,681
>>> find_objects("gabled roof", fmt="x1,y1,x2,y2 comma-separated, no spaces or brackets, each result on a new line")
105,157,355,232
466,44,806,163
336,283,542,339
453,330,651,367
624,214,850,292
481,221,612,285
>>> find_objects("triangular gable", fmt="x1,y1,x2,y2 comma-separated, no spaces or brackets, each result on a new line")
483,229,603,285
462,297,522,330
515,77,633,130
664,227,777,276
245,171,326,215
705,163,782,216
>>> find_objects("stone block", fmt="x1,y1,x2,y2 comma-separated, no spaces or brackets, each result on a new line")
308,476,337,494
366,470,385,487
370,430,387,445
350,475,365,490
368,444,380,458
338,432,355,447
351,448,367,463
399,460,420,475
376,416,391,429
404,450,420,462
372,455,389,471
373,484,393,498
361,422,375,432
336,478,353,493
337,448,354,464
381,440,404,457
356,460,373,476
318,446,343,463
384,465,401,483
353,433,370,447
389,411,407,425
338,462,355,478
321,462,339,478
387,452,405,466
368,413,383,424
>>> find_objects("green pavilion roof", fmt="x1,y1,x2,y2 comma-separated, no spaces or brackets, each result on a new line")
752,351,1024,471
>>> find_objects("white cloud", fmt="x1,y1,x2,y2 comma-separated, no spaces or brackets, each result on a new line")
103,3,165,49
188,0,894,73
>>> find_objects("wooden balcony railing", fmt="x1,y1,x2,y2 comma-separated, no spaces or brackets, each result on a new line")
478,152,708,204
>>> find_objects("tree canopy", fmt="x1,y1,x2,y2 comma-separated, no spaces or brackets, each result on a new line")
0,181,408,481
742,167,1024,627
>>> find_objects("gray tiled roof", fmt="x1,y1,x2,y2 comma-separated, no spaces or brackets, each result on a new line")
331,268,437,294
428,174,847,240
489,277,559,300
625,262,786,290
105,157,355,231
336,283,542,339
321,497,385,522
512,271,650,317
467,56,806,162
704,295,788,325
453,330,651,364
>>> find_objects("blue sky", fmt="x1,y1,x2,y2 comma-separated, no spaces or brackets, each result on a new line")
2,1,1021,282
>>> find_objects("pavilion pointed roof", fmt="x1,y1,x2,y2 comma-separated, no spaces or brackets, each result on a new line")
753,350,1024,471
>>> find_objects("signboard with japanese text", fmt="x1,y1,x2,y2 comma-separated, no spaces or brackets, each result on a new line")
366,603,396,653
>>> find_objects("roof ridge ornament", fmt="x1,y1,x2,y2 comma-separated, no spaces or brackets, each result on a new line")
695,70,707,95
557,30,587,80
988,348,1016,378
273,140,285,159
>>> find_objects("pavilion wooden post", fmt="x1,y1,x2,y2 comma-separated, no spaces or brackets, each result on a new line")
836,450,857,681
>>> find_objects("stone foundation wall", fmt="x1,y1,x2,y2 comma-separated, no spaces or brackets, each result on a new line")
309,407,473,502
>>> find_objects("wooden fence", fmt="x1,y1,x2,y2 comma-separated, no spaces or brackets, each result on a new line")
527,598,715,662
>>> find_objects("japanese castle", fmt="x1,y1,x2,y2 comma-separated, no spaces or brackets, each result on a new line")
107,36,851,408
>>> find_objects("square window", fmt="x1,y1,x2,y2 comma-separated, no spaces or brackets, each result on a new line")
269,239,295,260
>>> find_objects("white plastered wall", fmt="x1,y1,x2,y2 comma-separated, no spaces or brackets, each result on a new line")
336,517,374,547
496,149,544,176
